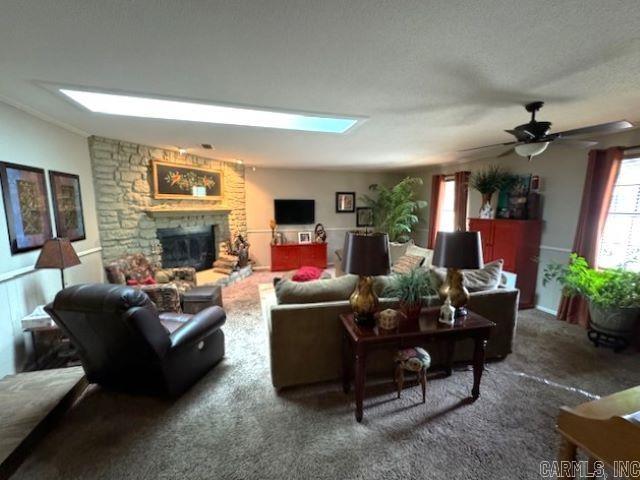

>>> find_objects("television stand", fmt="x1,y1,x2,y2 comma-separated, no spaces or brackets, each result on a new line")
270,243,327,271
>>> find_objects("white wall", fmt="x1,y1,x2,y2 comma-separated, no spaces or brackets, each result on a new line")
407,128,640,313
0,102,103,377
245,167,403,267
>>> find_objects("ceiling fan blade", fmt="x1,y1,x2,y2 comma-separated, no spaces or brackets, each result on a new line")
505,129,535,142
552,138,599,149
458,141,517,152
497,148,515,158
554,120,634,138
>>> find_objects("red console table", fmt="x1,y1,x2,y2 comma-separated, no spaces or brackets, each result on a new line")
271,243,328,271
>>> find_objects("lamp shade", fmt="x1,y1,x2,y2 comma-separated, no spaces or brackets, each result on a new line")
341,232,390,276
35,238,81,269
432,231,483,269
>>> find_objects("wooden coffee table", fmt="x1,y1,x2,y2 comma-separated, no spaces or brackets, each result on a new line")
340,308,495,422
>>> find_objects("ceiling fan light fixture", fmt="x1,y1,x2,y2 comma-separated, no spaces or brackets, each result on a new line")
515,141,549,159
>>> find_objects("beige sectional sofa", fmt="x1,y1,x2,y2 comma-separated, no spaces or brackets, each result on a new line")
261,274,519,390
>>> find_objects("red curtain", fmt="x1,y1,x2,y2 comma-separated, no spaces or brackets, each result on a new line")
454,171,470,231
557,147,623,327
427,174,446,248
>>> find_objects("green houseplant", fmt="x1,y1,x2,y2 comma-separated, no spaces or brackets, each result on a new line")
359,177,427,243
470,165,516,212
384,268,435,321
543,253,640,349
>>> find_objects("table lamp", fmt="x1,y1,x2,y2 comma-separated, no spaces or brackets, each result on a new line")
432,231,483,317
35,237,81,288
341,232,390,326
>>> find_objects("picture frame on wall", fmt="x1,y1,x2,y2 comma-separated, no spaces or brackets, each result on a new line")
0,161,53,254
152,160,223,200
356,207,374,227
335,192,355,213
297,231,312,244
49,171,86,242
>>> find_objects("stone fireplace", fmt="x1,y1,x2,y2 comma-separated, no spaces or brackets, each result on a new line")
157,225,215,272
89,137,246,268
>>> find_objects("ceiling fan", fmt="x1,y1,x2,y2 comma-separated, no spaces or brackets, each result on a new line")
460,101,634,161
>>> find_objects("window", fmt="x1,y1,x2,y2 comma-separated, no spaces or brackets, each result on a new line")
439,178,456,233
598,157,640,271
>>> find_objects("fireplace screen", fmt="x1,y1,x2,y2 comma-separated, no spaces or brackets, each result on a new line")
156,225,215,272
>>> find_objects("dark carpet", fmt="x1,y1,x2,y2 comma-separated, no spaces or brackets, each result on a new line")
13,273,640,479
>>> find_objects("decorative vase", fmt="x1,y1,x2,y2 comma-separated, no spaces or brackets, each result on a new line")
479,192,494,219
400,300,422,322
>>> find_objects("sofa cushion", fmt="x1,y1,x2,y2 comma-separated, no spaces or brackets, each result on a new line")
430,259,504,292
276,275,358,304
391,254,425,275
405,244,434,268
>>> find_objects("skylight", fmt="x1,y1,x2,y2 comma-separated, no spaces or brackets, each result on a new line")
59,89,358,133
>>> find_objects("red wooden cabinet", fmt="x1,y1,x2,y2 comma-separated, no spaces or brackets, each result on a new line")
468,218,542,309
271,243,328,271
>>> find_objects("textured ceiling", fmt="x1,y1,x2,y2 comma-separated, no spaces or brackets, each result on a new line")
1,0,640,169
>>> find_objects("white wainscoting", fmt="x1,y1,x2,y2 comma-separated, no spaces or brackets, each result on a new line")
0,248,104,378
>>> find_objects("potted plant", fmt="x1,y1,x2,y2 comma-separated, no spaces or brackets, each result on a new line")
384,268,435,321
359,177,427,243
470,165,515,217
543,254,640,350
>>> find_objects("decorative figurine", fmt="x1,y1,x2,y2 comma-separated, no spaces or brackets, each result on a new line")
438,296,456,325
269,219,277,245
314,223,327,243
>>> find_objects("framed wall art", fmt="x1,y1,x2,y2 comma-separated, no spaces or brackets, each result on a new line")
0,162,53,254
49,170,86,241
356,207,374,227
335,191,355,213
152,160,223,200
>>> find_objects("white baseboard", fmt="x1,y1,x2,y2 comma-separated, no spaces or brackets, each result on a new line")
535,305,558,316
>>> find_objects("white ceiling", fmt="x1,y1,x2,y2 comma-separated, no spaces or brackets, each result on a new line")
1,0,640,170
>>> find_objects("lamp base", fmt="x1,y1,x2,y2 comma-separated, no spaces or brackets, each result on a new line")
350,276,379,327
439,268,470,318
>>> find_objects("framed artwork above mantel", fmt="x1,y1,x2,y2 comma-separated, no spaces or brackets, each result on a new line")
151,160,224,201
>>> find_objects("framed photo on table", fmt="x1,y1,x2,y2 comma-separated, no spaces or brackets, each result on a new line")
49,171,86,242
298,231,312,244
335,192,355,213
0,162,53,254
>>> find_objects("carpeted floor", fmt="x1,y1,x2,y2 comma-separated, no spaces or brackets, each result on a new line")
13,272,640,479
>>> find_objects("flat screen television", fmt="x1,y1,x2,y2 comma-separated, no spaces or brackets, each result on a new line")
274,199,315,225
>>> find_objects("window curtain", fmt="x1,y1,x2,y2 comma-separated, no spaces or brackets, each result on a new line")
427,174,446,248
454,171,470,231
557,147,623,327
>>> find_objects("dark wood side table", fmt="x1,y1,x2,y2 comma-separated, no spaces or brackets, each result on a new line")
340,308,495,422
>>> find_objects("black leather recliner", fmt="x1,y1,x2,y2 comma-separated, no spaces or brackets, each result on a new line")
45,283,226,396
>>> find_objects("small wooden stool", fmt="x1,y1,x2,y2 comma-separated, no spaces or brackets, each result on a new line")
395,347,431,403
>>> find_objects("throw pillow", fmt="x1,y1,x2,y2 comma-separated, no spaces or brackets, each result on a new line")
388,240,413,266
126,278,139,286
292,266,324,282
405,244,434,268
276,274,358,304
142,275,157,285
391,254,425,275
430,259,504,292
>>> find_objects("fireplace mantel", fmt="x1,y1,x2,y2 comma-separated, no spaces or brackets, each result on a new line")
143,205,232,218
